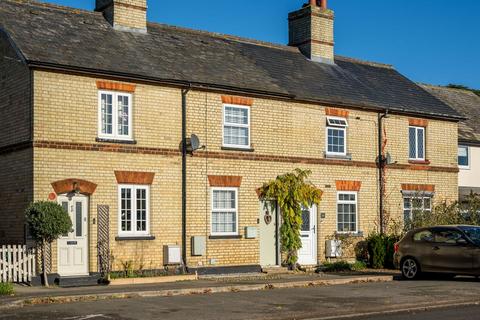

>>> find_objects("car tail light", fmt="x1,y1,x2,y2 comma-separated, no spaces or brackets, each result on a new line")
394,243,399,253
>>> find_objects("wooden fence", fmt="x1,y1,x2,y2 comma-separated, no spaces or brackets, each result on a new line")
0,245,36,283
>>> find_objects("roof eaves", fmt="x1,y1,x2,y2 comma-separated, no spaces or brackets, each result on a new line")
26,60,465,121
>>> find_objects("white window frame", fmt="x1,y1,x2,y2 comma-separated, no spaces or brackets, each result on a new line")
458,145,470,169
210,187,239,236
117,184,150,237
409,126,426,161
326,116,348,156
403,195,432,223
222,104,251,149
336,191,358,234
98,90,133,141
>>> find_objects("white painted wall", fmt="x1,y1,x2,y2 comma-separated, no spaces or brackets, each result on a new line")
459,145,480,188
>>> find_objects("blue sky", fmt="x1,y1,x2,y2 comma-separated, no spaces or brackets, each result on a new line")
43,0,480,88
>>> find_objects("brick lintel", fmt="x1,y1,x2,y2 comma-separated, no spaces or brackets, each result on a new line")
208,175,243,188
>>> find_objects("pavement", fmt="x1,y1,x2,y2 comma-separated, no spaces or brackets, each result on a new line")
0,276,479,319
0,271,395,310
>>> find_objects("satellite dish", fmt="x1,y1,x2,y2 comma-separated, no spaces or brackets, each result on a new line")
185,134,203,154
190,134,201,151
386,152,396,165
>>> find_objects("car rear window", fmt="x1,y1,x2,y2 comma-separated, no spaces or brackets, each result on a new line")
413,230,433,242
459,226,480,245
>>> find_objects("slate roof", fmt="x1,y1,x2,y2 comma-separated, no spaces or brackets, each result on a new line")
421,84,480,144
0,0,463,120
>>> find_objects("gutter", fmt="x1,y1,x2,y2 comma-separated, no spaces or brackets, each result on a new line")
25,60,465,122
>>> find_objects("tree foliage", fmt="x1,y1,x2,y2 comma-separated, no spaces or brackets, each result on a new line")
258,169,323,268
25,201,72,286
25,201,72,243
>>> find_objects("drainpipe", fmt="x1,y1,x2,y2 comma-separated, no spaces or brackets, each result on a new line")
181,86,191,268
378,110,389,234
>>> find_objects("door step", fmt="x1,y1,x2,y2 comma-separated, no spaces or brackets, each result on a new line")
261,266,291,275
299,265,319,273
55,274,101,288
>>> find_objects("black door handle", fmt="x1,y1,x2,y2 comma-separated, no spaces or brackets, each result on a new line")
433,246,440,251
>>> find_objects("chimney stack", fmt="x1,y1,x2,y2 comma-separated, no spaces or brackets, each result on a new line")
95,0,147,33
289,0,335,64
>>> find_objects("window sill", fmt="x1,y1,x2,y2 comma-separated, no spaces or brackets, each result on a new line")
115,236,156,241
96,137,137,145
335,231,364,238
209,235,243,240
408,159,430,165
221,147,255,152
221,146,255,152
324,153,352,161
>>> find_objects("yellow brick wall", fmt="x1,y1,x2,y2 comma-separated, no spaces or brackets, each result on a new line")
31,70,458,272
185,90,459,267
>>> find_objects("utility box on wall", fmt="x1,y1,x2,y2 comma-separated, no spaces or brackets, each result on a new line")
191,236,206,256
163,245,182,265
245,227,258,239
325,240,342,258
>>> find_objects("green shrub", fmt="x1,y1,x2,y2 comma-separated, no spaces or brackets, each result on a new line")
0,283,14,296
366,233,400,269
351,260,367,271
25,201,72,287
322,260,366,272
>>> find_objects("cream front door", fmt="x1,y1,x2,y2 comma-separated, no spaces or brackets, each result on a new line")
259,201,279,267
298,206,317,265
57,194,89,276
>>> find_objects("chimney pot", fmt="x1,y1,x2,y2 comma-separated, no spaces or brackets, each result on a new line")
309,0,317,6
320,0,327,9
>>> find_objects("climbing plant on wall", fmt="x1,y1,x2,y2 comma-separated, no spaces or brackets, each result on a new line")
258,169,323,269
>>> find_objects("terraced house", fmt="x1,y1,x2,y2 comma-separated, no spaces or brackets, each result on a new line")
0,0,462,279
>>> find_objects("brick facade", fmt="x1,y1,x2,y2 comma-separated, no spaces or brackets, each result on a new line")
0,33,33,244
0,65,459,272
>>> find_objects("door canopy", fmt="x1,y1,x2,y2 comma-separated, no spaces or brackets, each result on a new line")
51,179,97,195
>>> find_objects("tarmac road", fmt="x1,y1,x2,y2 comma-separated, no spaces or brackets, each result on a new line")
1,277,479,320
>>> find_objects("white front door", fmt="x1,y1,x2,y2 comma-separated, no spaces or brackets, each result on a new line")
298,206,317,265
57,194,89,276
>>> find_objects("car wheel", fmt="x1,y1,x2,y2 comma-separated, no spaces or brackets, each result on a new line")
401,258,420,280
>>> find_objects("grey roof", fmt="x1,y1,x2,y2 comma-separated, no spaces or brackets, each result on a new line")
0,0,463,120
421,84,480,144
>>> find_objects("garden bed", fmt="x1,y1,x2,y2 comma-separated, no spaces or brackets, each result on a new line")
109,273,198,286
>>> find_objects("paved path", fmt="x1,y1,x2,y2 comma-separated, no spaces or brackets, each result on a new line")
1,277,479,320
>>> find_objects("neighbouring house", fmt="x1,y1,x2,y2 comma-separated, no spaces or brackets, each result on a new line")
421,84,480,200
0,0,462,279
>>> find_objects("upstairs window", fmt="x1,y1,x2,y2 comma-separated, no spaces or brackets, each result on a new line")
98,91,133,141
223,104,250,149
458,145,469,168
409,126,425,160
326,116,348,156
